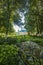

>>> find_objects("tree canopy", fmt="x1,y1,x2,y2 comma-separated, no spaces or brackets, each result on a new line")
0,0,43,35
25,0,43,34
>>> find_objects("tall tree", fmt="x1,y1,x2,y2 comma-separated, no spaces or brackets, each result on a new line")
25,0,43,34
0,0,26,34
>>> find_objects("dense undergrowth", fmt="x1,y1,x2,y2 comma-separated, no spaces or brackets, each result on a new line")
0,35,43,65
0,43,43,65
0,35,31,44
0,44,19,65
0,35,43,46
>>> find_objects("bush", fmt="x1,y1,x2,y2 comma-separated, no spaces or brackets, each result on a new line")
0,44,19,65
0,35,31,44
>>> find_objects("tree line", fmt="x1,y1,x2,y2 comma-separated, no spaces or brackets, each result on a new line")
0,0,43,35
25,0,43,35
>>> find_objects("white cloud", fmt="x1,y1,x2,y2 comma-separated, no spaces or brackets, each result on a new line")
12,12,25,32
12,22,21,32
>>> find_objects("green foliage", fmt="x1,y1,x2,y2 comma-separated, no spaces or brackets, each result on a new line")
25,0,43,34
0,35,43,65
18,40,43,65
0,44,19,65
0,35,43,46
0,0,43,65
0,0,26,34
0,35,31,44
31,36,43,46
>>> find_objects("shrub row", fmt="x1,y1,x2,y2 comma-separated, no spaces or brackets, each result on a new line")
0,35,31,44
0,35,43,46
